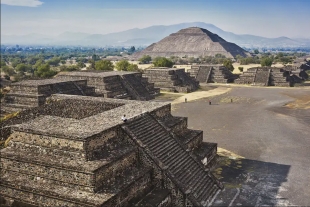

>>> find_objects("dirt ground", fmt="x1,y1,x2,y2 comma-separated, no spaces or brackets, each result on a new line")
157,86,310,206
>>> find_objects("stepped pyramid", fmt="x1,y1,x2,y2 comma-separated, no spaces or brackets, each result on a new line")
56,71,160,101
0,94,223,207
234,67,294,87
132,27,250,59
2,79,95,113
143,68,199,93
188,65,236,83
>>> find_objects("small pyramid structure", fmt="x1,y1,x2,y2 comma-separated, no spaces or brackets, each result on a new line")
132,27,250,59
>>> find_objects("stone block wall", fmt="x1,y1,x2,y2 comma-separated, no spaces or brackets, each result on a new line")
143,68,199,93
56,71,158,100
0,95,221,207
2,79,95,113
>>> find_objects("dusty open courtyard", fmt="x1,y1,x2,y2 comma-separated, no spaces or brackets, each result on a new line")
163,86,310,206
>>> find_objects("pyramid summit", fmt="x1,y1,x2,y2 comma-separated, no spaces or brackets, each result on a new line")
133,27,250,59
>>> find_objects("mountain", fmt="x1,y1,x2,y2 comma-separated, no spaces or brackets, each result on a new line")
2,22,310,48
132,27,251,59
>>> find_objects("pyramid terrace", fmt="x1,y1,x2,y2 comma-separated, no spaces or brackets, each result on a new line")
0,94,222,207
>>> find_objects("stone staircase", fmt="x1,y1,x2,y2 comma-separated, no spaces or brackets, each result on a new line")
174,69,199,92
141,77,160,96
143,68,199,93
269,68,292,87
158,114,218,170
253,68,271,86
196,66,212,83
189,65,200,78
2,79,94,113
123,113,221,206
121,74,154,101
234,68,257,85
56,71,158,100
0,124,153,207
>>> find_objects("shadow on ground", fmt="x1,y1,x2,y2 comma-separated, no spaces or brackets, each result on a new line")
211,155,291,206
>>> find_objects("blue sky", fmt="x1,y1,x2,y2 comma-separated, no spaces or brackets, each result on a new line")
1,0,310,38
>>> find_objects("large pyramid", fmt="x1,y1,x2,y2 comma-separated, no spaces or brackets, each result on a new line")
132,27,250,59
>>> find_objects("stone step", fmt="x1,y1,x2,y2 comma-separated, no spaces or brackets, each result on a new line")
196,176,214,199
7,131,85,153
0,144,137,192
0,166,152,207
4,97,41,106
121,74,153,101
177,129,203,148
1,104,33,113
159,116,187,133
124,113,220,205
7,140,86,160
133,188,171,207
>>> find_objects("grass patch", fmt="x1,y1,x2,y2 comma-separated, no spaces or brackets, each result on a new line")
155,92,183,101
0,111,19,123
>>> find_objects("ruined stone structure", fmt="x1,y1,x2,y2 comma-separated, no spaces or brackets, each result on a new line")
0,94,222,207
235,68,270,86
189,65,235,84
269,68,292,87
235,67,295,87
56,71,159,101
132,27,251,59
143,68,199,93
2,79,95,113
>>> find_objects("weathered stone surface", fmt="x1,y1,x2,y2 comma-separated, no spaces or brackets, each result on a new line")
143,68,199,93
56,71,159,100
235,67,295,87
189,65,235,83
2,79,95,113
0,94,221,207
132,27,250,59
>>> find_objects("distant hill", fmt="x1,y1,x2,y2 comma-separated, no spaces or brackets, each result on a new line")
132,27,251,59
2,22,310,48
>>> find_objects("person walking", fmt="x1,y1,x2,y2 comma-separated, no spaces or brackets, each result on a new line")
121,115,127,122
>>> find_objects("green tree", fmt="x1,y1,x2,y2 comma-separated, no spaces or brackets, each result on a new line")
77,61,86,69
11,58,21,68
139,55,152,64
15,63,33,73
95,60,114,71
88,59,95,70
0,59,6,67
127,63,139,71
254,49,259,54
34,59,44,70
153,57,174,68
260,57,273,67
223,59,234,72
60,65,79,72
115,60,130,71
92,54,100,61
60,60,66,64
238,67,244,72
35,63,57,78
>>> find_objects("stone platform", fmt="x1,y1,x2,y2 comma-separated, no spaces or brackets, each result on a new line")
56,71,159,100
2,79,95,113
143,68,199,93
188,65,235,84
235,67,295,87
0,94,222,207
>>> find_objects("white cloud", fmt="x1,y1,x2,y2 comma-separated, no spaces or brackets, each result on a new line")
1,0,43,7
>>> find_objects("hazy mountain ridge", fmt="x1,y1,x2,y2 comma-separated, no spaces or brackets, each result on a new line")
2,22,310,48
